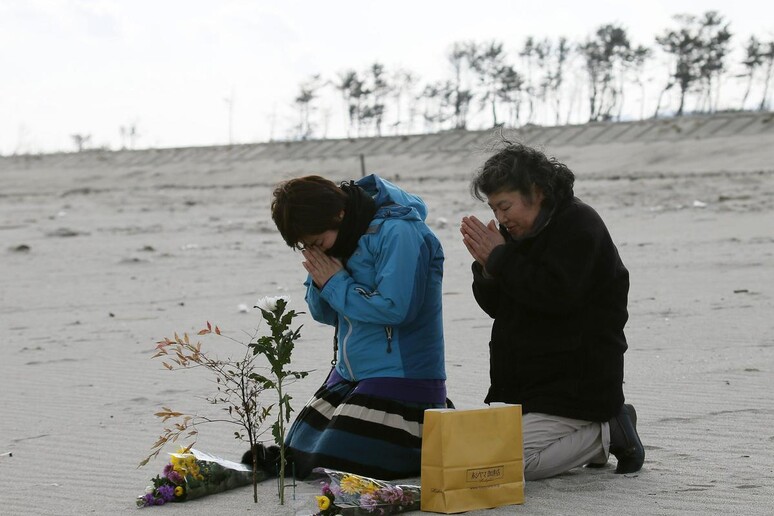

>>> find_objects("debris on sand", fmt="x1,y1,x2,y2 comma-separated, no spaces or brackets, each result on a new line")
45,227,88,237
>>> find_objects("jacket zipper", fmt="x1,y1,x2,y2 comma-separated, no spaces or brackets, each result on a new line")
385,326,393,353
341,316,355,380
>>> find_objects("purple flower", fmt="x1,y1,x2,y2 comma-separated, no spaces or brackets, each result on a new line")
141,493,156,507
168,470,184,484
163,463,174,477
321,482,333,496
375,486,403,504
157,484,175,502
360,493,379,511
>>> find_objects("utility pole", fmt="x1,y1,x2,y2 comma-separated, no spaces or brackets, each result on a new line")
224,86,235,145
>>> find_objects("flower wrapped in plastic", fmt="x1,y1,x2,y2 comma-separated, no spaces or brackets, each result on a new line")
137,448,257,507
311,468,421,515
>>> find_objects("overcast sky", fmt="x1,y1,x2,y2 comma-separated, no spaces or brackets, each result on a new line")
1,0,772,154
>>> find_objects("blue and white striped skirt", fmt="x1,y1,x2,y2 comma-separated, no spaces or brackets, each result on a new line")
285,368,447,480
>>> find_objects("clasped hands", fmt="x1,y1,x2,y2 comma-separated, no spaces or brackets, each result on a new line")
460,215,505,272
302,246,343,289
301,216,502,287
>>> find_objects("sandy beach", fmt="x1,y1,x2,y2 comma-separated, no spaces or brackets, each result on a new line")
2,113,773,515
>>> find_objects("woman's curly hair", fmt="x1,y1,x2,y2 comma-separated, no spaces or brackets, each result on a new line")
471,140,575,208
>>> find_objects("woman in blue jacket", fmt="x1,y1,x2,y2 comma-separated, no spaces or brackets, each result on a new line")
255,174,446,480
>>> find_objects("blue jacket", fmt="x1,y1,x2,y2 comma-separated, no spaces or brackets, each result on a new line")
304,174,446,381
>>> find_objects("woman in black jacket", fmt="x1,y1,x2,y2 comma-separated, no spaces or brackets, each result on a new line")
460,142,644,479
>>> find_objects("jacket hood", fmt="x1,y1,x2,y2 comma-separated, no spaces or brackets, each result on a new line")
356,174,428,222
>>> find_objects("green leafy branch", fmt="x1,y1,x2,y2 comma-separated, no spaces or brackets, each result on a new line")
249,297,309,505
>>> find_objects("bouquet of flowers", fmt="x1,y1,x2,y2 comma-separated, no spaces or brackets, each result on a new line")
311,468,421,515
137,448,257,507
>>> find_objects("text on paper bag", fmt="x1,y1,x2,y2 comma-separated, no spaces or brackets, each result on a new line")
466,465,504,483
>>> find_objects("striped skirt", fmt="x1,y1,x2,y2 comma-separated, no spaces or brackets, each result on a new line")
284,368,447,480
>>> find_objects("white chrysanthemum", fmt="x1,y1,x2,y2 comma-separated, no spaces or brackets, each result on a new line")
254,295,289,312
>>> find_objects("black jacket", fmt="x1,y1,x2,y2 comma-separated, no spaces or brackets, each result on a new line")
472,196,628,422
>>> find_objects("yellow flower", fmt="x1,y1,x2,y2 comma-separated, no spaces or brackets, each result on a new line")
174,486,184,497
360,480,377,495
170,451,197,476
340,474,376,495
339,475,360,494
316,496,331,510
171,460,187,475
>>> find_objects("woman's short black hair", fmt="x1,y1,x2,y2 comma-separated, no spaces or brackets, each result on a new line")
471,140,575,207
271,175,348,249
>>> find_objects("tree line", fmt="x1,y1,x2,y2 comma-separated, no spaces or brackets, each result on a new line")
288,11,773,140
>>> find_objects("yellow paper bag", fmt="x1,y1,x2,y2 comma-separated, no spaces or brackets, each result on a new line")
421,405,524,513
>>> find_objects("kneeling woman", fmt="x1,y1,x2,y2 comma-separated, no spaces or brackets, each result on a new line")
252,174,447,480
